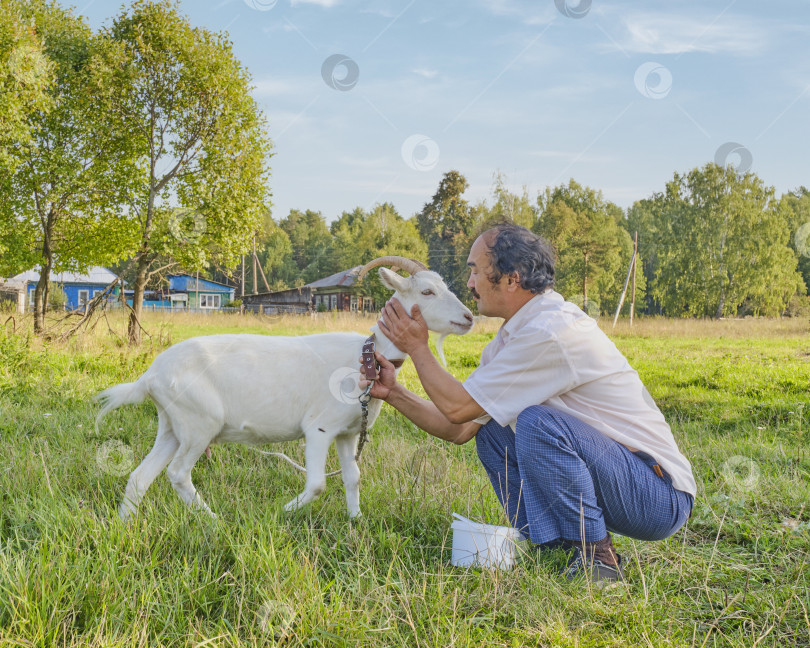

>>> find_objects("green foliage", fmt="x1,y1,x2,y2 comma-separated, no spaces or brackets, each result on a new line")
646,164,802,317
780,186,810,295
101,0,272,341
0,0,52,177
46,281,66,311
278,209,336,284
417,170,475,300
332,202,428,306
536,180,639,314
0,1,141,332
480,172,537,230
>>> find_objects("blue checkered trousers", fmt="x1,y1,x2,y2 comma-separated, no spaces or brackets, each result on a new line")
475,405,694,544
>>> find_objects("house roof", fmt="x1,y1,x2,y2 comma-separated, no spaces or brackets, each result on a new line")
169,274,234,293
305,266,363,289
11,266,119,285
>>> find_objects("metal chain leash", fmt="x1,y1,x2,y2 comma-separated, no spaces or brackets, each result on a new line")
355,382,373,462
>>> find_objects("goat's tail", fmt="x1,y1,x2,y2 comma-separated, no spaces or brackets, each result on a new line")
94,379,149,434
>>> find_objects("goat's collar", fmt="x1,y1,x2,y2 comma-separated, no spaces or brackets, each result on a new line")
368,325,408,367
361,332,405,383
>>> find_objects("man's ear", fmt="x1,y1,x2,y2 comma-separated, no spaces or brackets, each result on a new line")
506,272,521,291
378,267,409,292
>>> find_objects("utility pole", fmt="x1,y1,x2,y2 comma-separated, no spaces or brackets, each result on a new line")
252,236,257,295
613,236,635,328
629,231,638,326
240,254,245,298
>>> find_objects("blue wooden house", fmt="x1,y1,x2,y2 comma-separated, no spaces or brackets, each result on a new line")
165,274,235,309
11,267,120,311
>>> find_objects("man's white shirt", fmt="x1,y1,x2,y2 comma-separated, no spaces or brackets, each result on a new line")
463,290,697,496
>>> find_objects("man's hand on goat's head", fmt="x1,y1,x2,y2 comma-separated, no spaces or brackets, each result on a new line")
378,298,429,354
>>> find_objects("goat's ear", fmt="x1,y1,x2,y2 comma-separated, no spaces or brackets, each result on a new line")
378,267,409,292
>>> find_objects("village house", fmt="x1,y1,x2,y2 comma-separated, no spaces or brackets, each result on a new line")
242,266,376,315
7,266,120,312
136,274,236,310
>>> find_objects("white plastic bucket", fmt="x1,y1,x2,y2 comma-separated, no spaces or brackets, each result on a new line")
450,513,525,570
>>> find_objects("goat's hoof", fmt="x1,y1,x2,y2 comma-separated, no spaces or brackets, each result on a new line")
348,510,362,519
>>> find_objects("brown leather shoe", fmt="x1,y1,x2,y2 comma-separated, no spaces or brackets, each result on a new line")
561,547,625,585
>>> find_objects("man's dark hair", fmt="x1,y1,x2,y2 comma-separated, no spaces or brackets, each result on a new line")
486,224,555,293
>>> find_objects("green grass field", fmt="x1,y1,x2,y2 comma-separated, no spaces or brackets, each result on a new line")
0,312,808,647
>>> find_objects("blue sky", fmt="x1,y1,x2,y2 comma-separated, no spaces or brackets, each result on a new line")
79,0,810,223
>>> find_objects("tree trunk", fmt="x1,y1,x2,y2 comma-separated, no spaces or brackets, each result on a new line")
127,252,150,345
582,251,589,303
128,172,157,345
33,207,56,335
714,286,726,319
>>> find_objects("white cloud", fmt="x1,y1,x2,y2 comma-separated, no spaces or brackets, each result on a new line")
611,13,768,55
412,68,439,79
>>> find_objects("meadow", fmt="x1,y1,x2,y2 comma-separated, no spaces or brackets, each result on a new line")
0,310,808,647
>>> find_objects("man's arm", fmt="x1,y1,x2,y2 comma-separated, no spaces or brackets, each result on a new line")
364,350,480,444
378,298,486,424
385,382,481,445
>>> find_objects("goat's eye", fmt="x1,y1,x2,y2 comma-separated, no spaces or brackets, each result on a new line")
421,289,435,296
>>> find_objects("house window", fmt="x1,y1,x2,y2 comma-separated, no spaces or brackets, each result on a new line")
78,289,90,307
199,294,221,308
350,296,358,312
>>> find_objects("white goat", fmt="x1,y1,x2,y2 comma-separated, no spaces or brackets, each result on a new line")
95,257,473,520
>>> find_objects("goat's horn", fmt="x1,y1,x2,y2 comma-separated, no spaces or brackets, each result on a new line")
357,256,428,279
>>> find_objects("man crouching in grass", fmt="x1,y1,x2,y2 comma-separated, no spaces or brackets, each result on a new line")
362,224,696,585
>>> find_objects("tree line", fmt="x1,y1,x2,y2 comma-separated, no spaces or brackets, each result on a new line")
249,169,808,320
1,1,807,346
